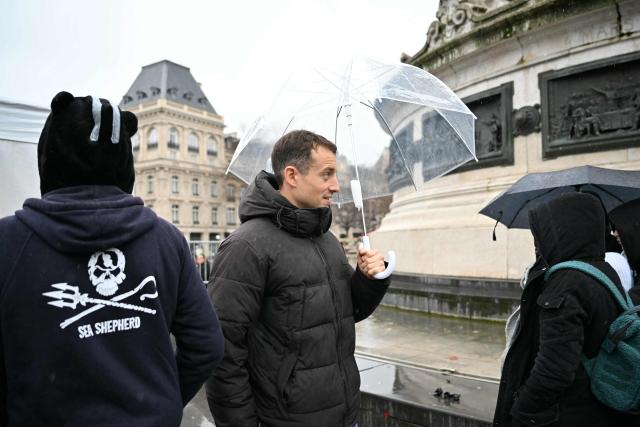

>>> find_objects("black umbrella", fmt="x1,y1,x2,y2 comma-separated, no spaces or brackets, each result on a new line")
479,166,640,235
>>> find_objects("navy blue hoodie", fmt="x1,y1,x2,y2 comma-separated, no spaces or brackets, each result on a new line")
0,186,224,426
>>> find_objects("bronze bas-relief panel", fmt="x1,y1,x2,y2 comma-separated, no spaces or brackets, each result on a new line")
540,51,640,158
422,82,514,177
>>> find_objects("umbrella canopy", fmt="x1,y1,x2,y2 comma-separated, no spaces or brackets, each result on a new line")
227,56,476,205
479,165,640,229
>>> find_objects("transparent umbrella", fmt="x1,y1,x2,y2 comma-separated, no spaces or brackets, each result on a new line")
228,56,477,278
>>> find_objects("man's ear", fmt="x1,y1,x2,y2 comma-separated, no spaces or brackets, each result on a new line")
282,165,298,188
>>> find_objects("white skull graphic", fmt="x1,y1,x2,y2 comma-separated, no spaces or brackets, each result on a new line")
88,248,126,296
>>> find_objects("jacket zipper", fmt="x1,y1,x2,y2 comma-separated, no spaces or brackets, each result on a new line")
311,238,349,426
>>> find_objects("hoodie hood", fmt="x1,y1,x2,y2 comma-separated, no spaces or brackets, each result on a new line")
15,185,156,254
239,171,332,237
609,198,640,271
38,92,138,195
528,192,605,266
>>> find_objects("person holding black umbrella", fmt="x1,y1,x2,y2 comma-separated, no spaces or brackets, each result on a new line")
493,192,635,427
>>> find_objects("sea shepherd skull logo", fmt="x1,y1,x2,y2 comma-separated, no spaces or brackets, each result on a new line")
88,249,126,296
43,248,158,329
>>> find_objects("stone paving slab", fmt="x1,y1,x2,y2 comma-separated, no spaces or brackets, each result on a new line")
355,306,506,379
357,356,498,425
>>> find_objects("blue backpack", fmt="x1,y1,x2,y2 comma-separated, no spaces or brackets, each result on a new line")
545,260,640,413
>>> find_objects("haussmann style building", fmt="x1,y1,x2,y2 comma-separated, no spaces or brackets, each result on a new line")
120,60,245,249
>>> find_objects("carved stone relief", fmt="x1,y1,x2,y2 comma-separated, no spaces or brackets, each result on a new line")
540,52,640,158
385,125,415,192
424,0,527,52
423,82,514,175
513,105,541,136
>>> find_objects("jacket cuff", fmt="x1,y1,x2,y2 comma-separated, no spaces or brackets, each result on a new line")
510,401,559,426
355,262,391,286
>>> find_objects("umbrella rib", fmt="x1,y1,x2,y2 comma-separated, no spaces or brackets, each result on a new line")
399,69,419,94
349,67,390,97
287,93,340,114
433,106,477,161
335,105,342,149
315,68,349,95
506,187,558,228
362,101,418,191
589,184,625,203
282,116,295,136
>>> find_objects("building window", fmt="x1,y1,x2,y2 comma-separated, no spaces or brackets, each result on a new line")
147,175,154,194
171,205,179,224
131,134,139,151
226,184,235,202
211,207,218,225
207,136,218,156
192,178,199,196
211,181,218,197
171,176,179,194
168,127,179,150
226,207,236,225
188,132,199,153
147,128,158,149
192,206,200,224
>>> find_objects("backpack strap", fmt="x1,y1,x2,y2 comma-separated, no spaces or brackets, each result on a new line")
544,260,634,311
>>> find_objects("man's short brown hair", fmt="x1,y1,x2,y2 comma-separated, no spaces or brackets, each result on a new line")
271,130,337,187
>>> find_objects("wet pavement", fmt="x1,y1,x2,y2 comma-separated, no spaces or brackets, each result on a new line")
358,357,498,425
181,306,507,426
355,305,506,379
182,387,214,427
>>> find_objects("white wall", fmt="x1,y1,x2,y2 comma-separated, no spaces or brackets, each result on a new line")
0,99,47,218
0,138,39,218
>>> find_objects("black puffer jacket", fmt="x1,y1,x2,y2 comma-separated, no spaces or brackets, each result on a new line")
206,171,389,427
609,198,640,305
493,193,636,427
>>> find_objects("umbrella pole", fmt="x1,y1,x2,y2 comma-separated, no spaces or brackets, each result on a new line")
341,64,395,280
344,102,368,237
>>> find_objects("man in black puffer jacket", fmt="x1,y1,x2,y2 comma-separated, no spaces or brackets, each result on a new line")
493,192,635,427
206,130,390,427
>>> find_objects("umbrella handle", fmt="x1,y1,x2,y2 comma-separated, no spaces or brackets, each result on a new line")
361,236,396,280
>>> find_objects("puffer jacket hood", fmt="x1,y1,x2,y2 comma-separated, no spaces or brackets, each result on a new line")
15,185,156,255
609,198,640,272
239,170,332,237
528,192,605,266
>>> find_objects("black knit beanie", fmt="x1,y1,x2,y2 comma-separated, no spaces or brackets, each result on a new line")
38,91,138,195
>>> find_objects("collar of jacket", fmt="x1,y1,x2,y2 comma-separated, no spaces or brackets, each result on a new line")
240,170,332,237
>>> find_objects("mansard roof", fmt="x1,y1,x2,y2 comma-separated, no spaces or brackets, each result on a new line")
120,60,216,113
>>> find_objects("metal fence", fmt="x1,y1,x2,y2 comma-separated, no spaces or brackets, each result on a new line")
188,240,222,283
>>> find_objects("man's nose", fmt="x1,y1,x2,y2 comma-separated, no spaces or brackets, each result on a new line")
329,177,339,193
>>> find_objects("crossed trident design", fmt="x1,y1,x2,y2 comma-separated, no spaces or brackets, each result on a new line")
43,276,158,329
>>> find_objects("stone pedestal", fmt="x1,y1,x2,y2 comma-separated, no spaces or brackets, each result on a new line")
373,0,640,281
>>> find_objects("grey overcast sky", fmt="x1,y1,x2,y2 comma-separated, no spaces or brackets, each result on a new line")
0,0,438,135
